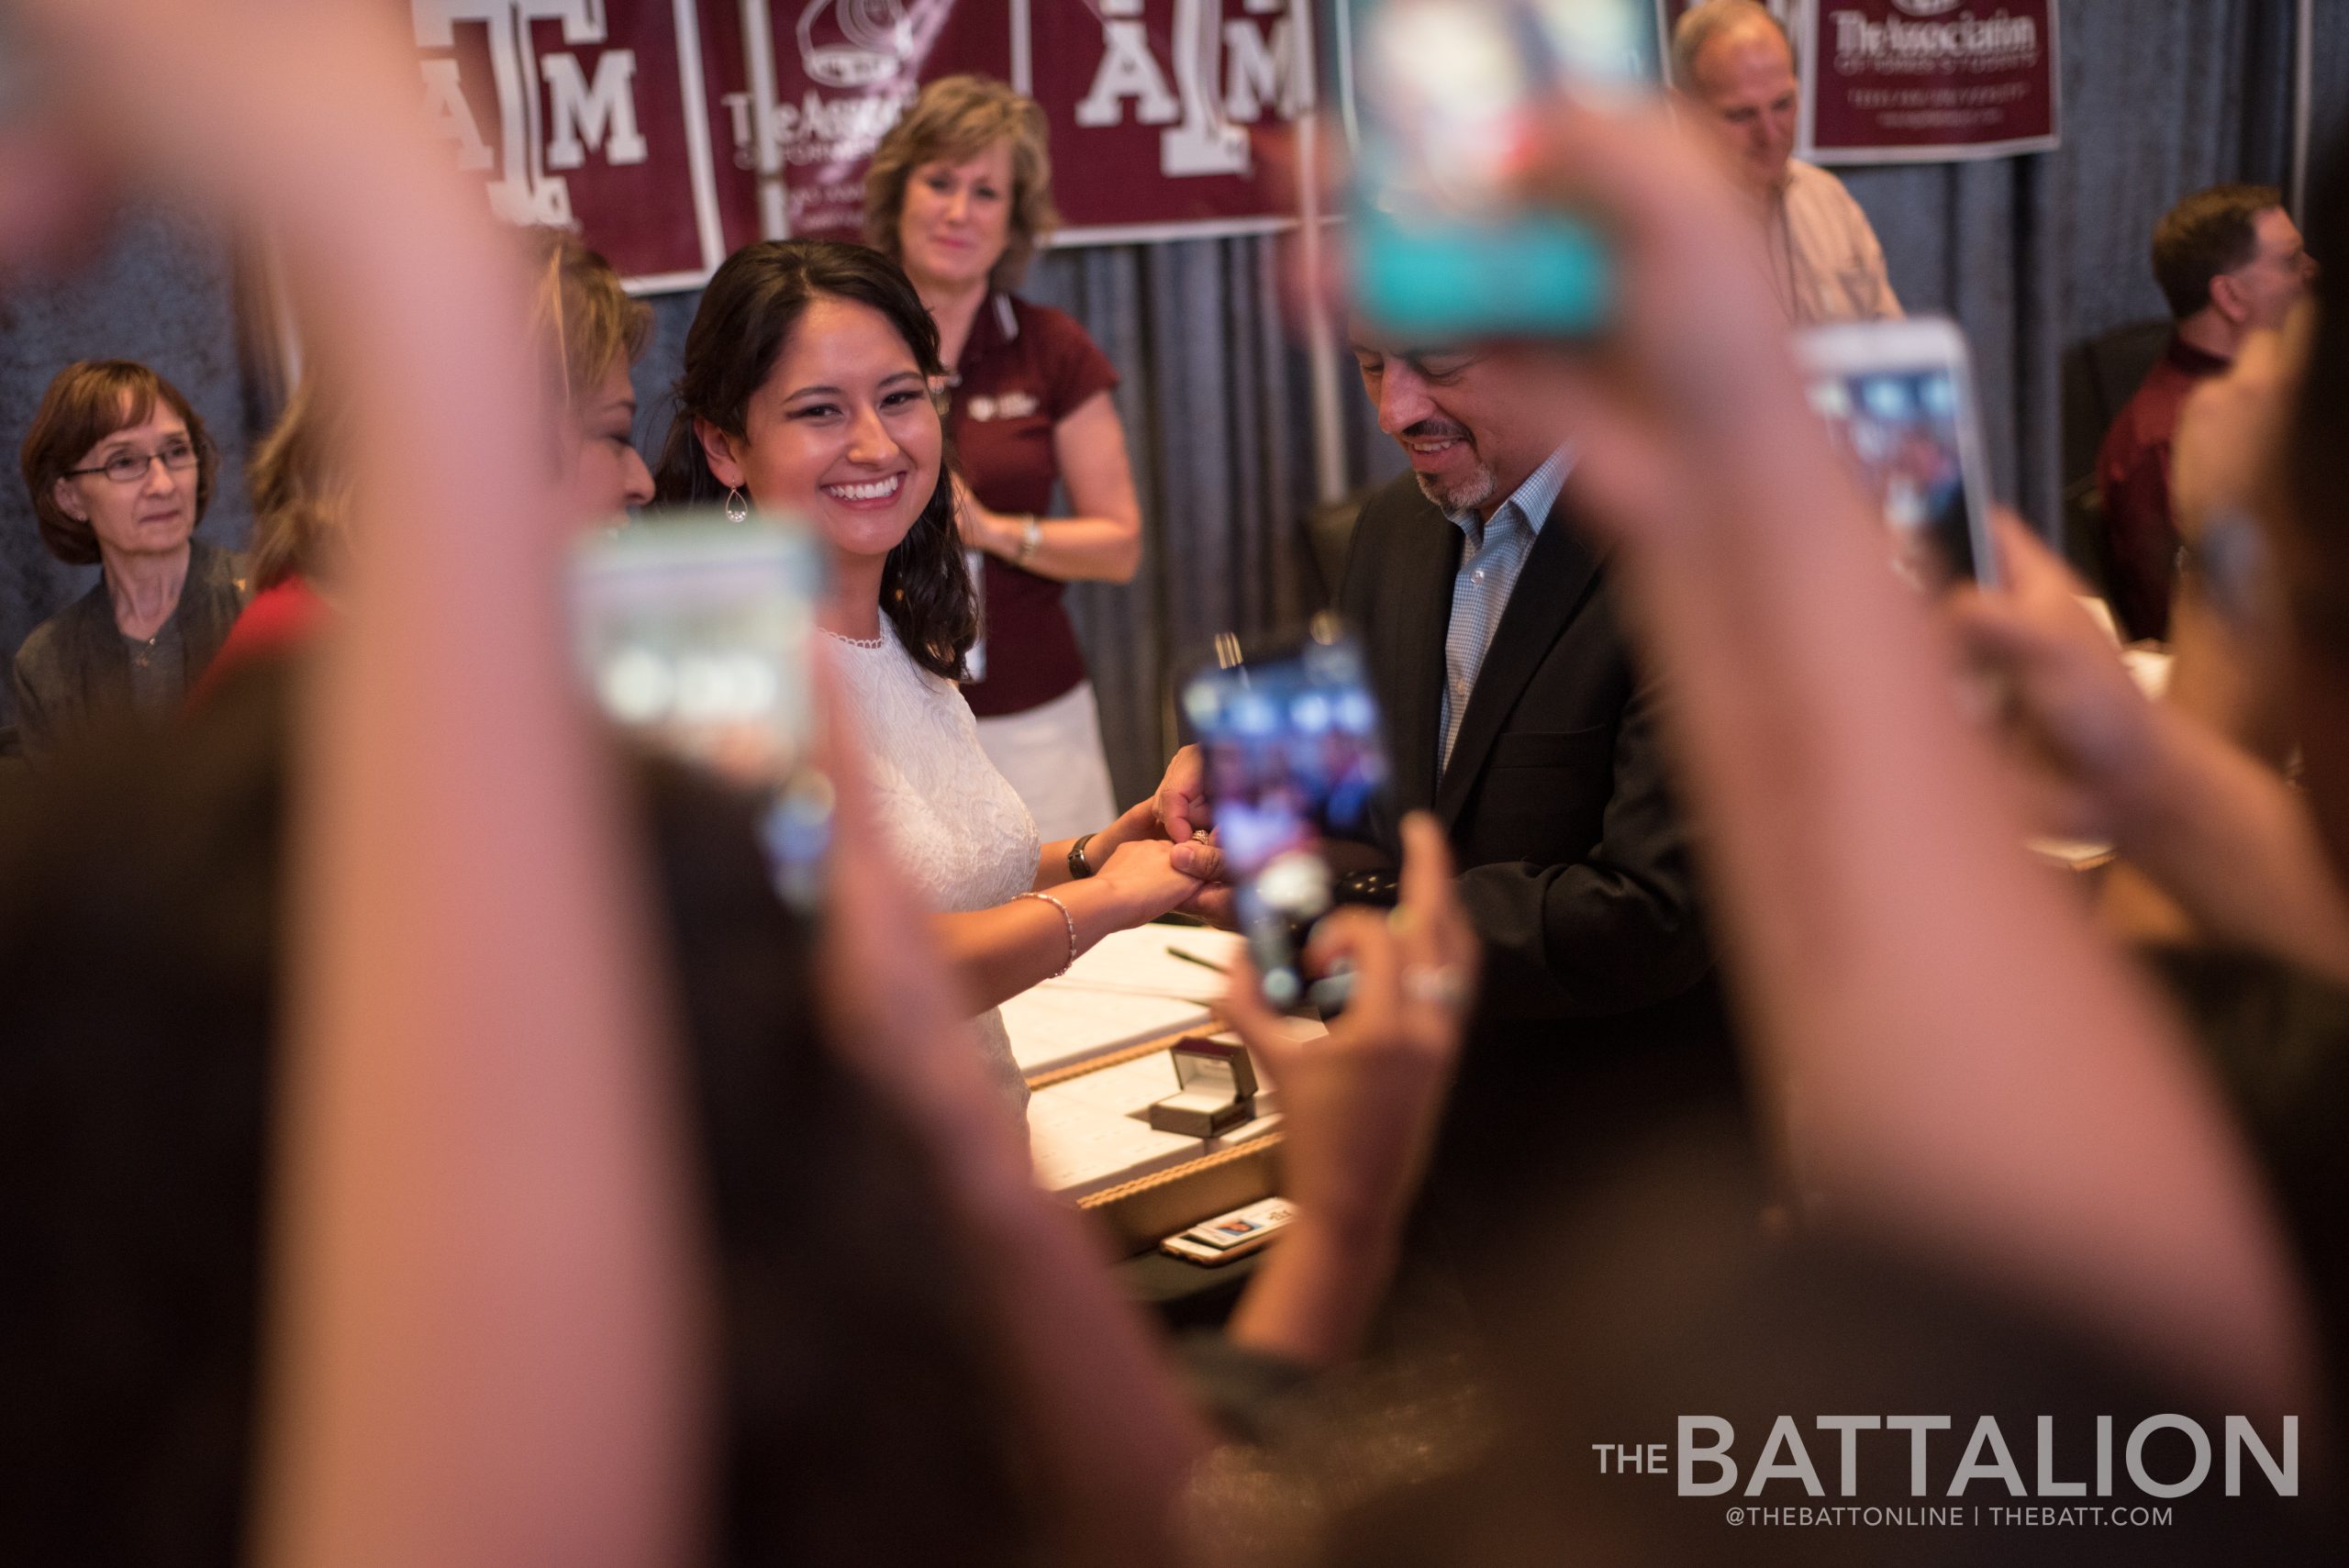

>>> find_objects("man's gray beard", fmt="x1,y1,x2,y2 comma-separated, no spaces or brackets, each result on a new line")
1413,462,1497,517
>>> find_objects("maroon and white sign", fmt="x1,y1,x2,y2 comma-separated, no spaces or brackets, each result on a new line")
413,0,730,292
696,1,1317,251
1799,0,2060,163
702,0,1014,245
1028,0,1318,242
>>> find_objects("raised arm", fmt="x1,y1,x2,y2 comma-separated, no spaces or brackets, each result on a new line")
817,706,1212,1564
1952,518,2349,986
8,3,707,1562
1502,104,2312,1415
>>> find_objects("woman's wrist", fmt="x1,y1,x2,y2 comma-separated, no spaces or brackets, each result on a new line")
1084,806,1148,862
1052,873,1151,949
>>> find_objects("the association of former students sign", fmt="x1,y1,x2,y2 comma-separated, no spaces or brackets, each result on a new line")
1799,0,2061,164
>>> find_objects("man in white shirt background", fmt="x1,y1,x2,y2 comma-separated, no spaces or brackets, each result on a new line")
1672,0,1904,325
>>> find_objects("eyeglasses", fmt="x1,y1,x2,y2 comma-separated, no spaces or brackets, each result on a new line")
65,439,200,484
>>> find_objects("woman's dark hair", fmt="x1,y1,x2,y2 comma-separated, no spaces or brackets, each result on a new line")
0,677,1042,1565
656,239,976,682
19,360,217,566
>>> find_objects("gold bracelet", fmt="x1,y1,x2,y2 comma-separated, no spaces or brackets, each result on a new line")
1018,890,1076,977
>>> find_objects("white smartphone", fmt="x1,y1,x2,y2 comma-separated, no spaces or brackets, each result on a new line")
1161,1196,1296,1266
569,512,832,906
1795,317,2000,591
568,512,824,782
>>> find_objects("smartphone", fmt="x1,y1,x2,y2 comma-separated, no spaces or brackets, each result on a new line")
1181,622,1388,1011
1796,317,2000,591
1162,1196,1296,1266
569,511,830,903
1345,0,1656,340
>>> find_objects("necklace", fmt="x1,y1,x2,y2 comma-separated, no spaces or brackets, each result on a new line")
822,627,886,650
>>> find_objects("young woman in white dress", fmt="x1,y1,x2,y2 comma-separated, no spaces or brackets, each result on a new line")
654,239,1197,1106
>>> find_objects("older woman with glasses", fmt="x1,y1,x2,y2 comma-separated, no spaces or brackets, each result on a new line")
12,359,245,759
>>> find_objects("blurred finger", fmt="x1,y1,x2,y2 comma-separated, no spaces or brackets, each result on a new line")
1397,813,1478,987
1216,949,1317,1065
1305,906,1403,1038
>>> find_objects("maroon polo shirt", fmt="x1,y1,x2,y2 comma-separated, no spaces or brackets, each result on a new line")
950,294,1119,717
2095,336,2231,641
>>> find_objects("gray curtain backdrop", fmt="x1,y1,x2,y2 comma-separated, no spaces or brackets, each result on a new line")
0,1,2332,797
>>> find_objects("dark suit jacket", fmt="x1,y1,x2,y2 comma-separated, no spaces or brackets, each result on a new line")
9,538,246,761
1338,473,1746,1251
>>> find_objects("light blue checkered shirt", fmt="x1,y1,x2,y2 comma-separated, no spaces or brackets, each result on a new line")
1440,448,1573,773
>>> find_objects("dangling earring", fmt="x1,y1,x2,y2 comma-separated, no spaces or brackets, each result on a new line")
725,486,749,524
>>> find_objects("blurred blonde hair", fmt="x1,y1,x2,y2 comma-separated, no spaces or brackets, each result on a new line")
246,230,651,587
863,74,1060,292
528,227,654,407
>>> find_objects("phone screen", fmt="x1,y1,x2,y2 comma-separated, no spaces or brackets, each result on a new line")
1804,360,1989,590
1346,0,1656,339
1182,631,1388,1010
570,513,830,903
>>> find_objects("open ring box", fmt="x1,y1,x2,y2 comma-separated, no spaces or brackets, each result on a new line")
1146,1036,1261,1137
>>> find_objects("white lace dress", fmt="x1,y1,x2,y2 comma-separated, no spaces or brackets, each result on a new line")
826,619,1040,1112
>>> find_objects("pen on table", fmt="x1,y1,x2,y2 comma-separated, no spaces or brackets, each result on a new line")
1165,945,1230,975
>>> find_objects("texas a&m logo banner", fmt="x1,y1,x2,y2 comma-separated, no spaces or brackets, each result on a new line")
413,0,729,291
1027,0,1319,242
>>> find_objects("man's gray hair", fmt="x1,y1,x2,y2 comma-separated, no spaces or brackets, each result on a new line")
1670,0,1793,92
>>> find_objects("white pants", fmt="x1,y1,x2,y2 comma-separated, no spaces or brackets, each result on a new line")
974,680,1119,843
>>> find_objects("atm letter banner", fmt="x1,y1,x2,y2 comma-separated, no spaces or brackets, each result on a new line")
412,0,731,292
1800,0,2060,163
1026,0,1319,242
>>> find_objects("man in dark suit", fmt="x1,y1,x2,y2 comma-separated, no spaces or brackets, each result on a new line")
1157,332,1741,1260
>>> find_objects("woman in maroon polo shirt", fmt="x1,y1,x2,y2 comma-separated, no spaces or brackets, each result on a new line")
864,74,1143,840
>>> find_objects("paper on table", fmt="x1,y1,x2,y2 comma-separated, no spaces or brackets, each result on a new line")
1002,925,1247,1076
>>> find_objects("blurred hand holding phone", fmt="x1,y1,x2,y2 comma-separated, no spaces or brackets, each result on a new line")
1181,621,1388,1012
1796,317,2001,592
1347,0,1656,339
569,512,832,906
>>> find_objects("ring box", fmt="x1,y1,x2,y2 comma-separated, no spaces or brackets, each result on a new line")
1146,1037,1260,1137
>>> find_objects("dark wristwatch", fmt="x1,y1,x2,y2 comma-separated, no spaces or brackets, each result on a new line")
1067,832,1097,880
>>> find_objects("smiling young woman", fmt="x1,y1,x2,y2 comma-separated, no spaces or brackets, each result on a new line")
11,360,247,760
654,239,1197,1110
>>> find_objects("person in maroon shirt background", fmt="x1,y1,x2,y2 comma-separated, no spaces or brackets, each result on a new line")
2097,183,2313,641
865,76,1143,840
